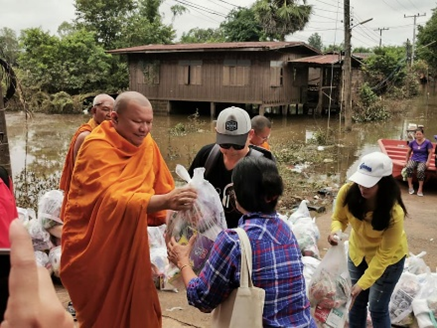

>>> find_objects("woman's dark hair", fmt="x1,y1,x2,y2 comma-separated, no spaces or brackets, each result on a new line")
232,156,283,214
343,175,407,231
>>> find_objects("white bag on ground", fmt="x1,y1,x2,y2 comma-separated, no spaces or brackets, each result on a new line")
412,272,437,328
389,271,421,326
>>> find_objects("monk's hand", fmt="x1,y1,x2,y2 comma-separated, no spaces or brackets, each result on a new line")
167,186,197,211
1,220,74,328
167,236,196,268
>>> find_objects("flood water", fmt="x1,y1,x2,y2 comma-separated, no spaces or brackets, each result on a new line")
4,91,437,186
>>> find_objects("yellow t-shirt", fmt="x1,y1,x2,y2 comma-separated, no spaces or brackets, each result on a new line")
331,183,408,290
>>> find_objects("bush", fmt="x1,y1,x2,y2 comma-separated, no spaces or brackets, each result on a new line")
353,83,391,123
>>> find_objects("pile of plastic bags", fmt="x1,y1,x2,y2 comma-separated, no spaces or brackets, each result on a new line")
18,189,64,277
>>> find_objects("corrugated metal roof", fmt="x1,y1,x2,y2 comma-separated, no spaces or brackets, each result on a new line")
290,54,343,65
107,41,321,54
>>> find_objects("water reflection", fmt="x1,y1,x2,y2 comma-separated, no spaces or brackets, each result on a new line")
5,92,437,185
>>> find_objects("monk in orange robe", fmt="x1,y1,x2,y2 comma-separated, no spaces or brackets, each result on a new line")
249,114,271,150
59,93,115,218
60,91,197,328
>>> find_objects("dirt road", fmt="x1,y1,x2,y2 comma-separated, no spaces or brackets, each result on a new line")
56,182,437,327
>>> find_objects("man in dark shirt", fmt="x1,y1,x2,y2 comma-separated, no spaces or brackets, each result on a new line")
188,106,274,228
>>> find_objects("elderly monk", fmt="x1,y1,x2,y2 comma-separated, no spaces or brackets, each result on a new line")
59,94,115,201
60,91,197,328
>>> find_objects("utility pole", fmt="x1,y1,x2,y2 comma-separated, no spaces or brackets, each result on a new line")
343,0,352,131
375,27,389,47
404,13,426,65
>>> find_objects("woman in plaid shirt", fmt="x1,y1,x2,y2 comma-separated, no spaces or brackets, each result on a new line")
168,157,315,327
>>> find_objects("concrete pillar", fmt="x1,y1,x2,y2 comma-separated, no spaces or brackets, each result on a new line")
281,104,288,116
259,105,265,116
166,101,171,115
210,102,216,118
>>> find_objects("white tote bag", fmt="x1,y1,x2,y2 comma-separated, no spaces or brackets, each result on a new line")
211,227,265,328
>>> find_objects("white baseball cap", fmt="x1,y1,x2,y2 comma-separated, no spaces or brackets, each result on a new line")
349,152,393,188
216,106,251,146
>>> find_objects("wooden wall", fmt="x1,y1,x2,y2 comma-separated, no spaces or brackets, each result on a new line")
128,48,312,107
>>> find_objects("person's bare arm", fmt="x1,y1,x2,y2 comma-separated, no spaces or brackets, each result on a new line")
73,131,90,162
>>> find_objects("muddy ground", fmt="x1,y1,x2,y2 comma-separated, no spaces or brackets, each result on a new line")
56,182,437,327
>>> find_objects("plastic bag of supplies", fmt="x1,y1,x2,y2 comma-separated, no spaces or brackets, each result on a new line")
166,165,226,277
308,231,351,327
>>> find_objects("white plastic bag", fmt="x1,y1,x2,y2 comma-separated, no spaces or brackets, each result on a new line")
49,246,62,277
291,216,321,259
27,218,53,251
288,200,311,223
404,251,429,275
166,165,226,275
308,232,351,327
389,271,421,326
38,190,64,230
412,272,437,328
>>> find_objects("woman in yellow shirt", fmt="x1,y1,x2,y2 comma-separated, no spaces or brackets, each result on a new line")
328,152,408,328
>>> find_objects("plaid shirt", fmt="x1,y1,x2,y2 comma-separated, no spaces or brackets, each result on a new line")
187,213,316,328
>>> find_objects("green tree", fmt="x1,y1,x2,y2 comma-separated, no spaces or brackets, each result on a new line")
363,46,407,94
180,28,224,43
307,33,322,51
57,21,77,38
74,0,135,48
220,8,264,42
253,0,312,41
18,28,112,94
352,46,372,53
323,43,343,53
0,27,20,66
417,8,437,75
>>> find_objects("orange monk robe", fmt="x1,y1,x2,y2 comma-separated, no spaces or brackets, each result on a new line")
59,118,98,219
61,120,174,328
260,141,271,150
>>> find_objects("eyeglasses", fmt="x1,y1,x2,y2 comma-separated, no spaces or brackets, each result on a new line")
219,143,245,150
256,133,270,141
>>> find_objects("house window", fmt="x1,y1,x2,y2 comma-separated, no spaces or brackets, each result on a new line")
270,61,284,87
138,60,160,85
223,60,251,86
178,60,202,85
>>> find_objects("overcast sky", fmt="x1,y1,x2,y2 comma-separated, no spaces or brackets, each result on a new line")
1,0,434,50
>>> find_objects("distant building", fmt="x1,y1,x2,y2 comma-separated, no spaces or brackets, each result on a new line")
108,42,321,116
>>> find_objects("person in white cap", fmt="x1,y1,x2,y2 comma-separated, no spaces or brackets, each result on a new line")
327,151,408,328
188,106,274,228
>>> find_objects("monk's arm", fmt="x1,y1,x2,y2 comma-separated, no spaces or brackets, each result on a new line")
73,131,90,162
147,187,197,214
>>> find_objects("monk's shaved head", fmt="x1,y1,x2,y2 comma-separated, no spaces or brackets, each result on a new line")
114,91,152,114
93,94,115,106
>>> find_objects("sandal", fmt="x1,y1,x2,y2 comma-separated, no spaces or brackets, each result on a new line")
417,192,423,197
408,189,415,195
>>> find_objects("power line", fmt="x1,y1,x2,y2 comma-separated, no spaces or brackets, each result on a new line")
172,0,227,17
166,1,222,23
392,0,410,12
404,0,421,12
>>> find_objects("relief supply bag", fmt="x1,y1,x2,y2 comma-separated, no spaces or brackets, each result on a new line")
211,228,265,328
166,165,226,276
308,231,351,328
